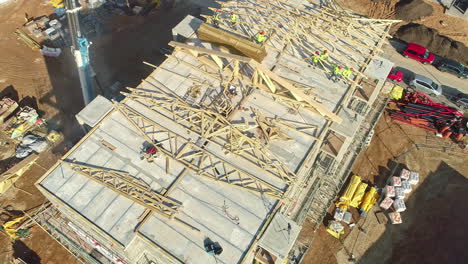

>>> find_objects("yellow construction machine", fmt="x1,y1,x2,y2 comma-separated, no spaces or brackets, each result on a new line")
49,0,65,8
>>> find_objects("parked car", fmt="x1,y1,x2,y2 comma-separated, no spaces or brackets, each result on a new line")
435,59,468,79
387,68,403,82
450,93,468,110
409,73,443,96
403,43,435,64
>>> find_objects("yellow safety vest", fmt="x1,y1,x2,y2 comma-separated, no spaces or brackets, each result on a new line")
213,14,220,21
320,52,329,61
313,55,319,63
231,14,238,22
343,68,352,78
256,34,266,43
333,66,342,75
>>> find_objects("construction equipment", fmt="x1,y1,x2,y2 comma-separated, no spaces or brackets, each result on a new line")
66,0,95,105
14,29,42,51
49,0,65,8
0,206,33,240
388,91,467,142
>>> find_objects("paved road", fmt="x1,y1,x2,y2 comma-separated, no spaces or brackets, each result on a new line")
380,40,468,109
381,40,468,96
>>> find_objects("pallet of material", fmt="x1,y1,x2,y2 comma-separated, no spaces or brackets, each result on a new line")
0,98,18,125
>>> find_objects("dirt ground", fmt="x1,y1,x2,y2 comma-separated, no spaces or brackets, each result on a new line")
298,112,468,264
0,147,79,264
336,0,468,46
0,0,201,262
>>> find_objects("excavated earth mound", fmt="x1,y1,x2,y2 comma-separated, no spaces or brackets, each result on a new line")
395,0,433,21
394,23,468,65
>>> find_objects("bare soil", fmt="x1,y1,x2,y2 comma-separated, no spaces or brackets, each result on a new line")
336,0,468,46
0,148,78,264
394,23,468,65
394,0,433,21
298,112,468,264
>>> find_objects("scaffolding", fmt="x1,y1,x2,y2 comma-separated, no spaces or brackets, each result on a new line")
21,202,102,264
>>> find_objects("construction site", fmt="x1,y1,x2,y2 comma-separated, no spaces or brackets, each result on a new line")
0,0,467,264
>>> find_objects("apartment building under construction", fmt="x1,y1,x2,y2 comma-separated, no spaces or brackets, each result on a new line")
34,1,399,263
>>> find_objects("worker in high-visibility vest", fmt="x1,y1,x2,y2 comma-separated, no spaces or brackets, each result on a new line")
308,51,320,67
230,12,238,26
320,50,329,62
342,67,354,78
255,31,266,44
212,9,221,27
330,65,343,82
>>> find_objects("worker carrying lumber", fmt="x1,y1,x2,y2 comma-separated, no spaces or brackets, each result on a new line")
230,12,238,26
212,9,221,27
255,31,266,44
330,65,343,82
342,67,354,78
320,50,329,62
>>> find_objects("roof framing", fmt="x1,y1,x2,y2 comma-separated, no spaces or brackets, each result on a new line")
115,102,285,199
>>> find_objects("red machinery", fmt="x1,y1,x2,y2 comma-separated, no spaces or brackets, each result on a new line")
389,91,467,141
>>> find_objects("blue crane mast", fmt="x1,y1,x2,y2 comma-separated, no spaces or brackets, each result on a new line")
66,0,94,105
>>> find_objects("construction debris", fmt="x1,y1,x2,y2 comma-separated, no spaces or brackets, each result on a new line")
0,97,18,125
0,154,38,194
14,29,42,51
3,106,42,139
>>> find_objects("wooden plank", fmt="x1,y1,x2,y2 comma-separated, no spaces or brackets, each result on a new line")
169,41,251,62
251,60,342,124
197,23,267,62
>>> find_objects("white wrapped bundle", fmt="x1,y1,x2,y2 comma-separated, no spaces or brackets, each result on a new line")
409,171,419,185
400,169,411,180
330,220,344,232
384,185,395,198
380,197,394,210
389,212,402,224
334,208,344,221
401,180,412,194
391,176,402,186
393,199,406,212
395,187,405,199
343,211,352,224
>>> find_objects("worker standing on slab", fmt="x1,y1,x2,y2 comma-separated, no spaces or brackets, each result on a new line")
230,12,238,26
140,142,160,163
342,67,354,79
309,51,320,68
330,65,343,82
212,9,221,27
255,31,266,44
320,50,329,62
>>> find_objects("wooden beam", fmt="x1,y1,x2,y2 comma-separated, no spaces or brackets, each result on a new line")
168,41,251,62
251,60,343,124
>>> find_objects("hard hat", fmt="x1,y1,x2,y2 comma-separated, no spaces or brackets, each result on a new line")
324,50,328,53
216,9,220,12
260,31,265,35
231,12,234,14
350,68,354,71
315,51,320,55
338,66,342,69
